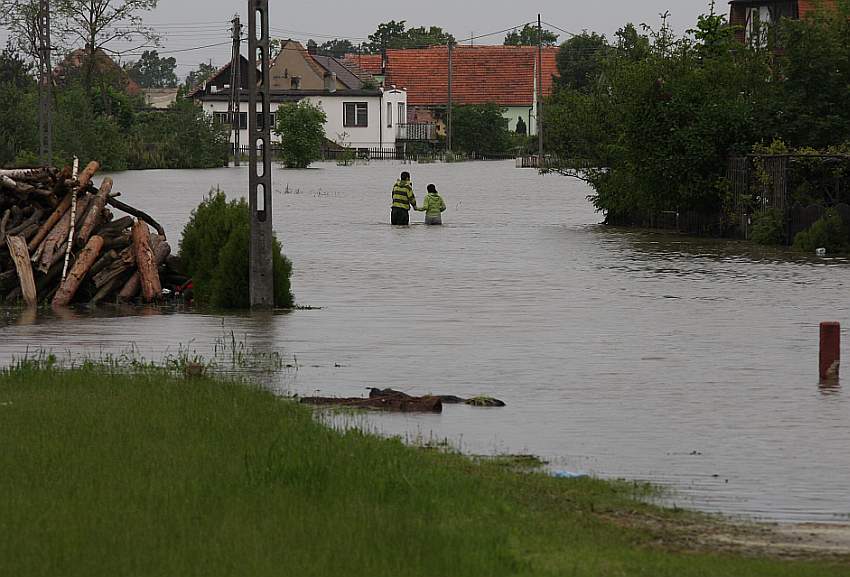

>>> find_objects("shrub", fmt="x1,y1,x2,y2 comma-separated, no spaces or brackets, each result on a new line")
179,190,294,309
274,101,327,168
750,209,785,245
792,209,850,254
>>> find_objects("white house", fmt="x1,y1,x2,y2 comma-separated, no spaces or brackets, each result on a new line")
190,44,408,151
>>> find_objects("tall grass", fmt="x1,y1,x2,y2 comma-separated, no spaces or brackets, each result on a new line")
0,364,845,576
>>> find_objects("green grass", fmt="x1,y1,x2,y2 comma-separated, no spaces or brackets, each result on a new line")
0,364,846,576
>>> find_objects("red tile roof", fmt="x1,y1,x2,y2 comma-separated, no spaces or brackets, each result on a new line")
345,46,559,107
798,0,838,17
341,54,383,75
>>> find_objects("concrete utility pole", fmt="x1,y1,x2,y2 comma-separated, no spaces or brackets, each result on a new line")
537,13,544,164
37,0,53,165
248,0,274,308
446,40,453,154
229,14,242,166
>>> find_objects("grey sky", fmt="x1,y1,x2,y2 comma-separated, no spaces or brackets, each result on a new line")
2,0,720,76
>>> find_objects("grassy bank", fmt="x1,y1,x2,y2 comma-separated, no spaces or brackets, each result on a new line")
0,363,846,576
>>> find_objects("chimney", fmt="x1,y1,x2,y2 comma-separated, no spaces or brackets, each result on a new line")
324,72,337,92
307,44,318,55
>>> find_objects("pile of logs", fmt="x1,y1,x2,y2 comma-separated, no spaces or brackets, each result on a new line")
0,161,174,307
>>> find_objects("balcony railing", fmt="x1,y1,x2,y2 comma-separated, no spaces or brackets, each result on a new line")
397,123,437,142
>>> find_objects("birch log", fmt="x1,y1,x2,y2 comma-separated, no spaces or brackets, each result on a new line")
52,235,104,307
131,221,161,302
5,235,37,306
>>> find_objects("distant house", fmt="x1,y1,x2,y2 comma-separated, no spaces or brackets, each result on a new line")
191,42,406,150
729,0,839,43
142,88,180,110
54,48,141,95
342,46,560,136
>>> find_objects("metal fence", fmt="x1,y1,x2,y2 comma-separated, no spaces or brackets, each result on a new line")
397,123,437,142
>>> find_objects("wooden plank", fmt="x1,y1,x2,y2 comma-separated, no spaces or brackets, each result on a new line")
5,235,37,306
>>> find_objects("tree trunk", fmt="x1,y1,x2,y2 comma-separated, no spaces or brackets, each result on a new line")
52,235,104,307
77,178,112,247
118,240,171,301
131,221,161,302
5,235,37,307
36,195,92,273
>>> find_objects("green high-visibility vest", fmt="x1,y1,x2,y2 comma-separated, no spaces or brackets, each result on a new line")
391,180,416,210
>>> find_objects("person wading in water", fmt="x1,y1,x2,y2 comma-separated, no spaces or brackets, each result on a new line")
416,184,446,225
390,171,417,226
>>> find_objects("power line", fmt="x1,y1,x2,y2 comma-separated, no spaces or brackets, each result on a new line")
543,21,579,38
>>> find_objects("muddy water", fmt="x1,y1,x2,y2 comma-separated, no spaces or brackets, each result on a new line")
2,161,849,523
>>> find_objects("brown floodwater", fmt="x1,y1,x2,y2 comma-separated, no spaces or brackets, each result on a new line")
1,161,849,523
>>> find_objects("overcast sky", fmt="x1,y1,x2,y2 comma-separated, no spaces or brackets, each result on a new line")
2,0,720,76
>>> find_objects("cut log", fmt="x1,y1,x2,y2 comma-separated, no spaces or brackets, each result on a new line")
77,178,112,247
95,215,133,237
28,189,73,252
131,221,161,302
118,240,171,301
52,235,104,307
37,195,91,273
108,197,166,238
76,161,100,190
301,395,443,413
92,247,134,288
5,235,37,306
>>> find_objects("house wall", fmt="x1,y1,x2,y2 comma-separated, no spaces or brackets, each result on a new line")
270,41,326,90
200,88,407,150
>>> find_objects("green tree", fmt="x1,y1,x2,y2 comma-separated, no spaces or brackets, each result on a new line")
184,62,218,90
504,24,559,47
126,50,178,88
555,31,610,92
0,48,38,166
317,39,356,58
366,20,454,51
179,190,293,309
274,100,327,169
127,99,228,169
452,104,511,156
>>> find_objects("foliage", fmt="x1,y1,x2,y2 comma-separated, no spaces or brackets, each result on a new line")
54,0,159,87
274,100,327,169
0,0,48,60
0,49,38,166
1,363,848,576
750,209,785,245
53,83,129,170
126,49,178,88
792,209,850,253
128,99,228,169
184,62,218,90
366,20,454,51
555,31,610,92
179,190,294,309
451,104,511,156
504,24,559,47
317,39,356,58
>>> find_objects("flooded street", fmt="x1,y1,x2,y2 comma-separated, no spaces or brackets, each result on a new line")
2,161,849,523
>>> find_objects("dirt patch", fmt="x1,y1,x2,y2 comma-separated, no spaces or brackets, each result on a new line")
606,509,850,562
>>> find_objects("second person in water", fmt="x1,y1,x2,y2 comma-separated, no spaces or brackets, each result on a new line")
416,184,447,225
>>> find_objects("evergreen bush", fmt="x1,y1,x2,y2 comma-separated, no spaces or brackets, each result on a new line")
792,209,850,254
179,190,294,309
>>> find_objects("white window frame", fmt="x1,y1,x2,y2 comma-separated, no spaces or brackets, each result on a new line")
344,102,368,127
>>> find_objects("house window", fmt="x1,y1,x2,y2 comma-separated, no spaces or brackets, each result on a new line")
214,112,228,125
291,76,301,90
398,103,406,124
746,6,771,45
387,103,392,127
344,102,368,127
256,112,276,129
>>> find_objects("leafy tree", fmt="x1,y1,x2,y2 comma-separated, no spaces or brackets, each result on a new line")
126,49,178,88
128,99,228,169
0,48,38,166
54,0,160,87
184,62,218,90
366,20,454,51
179,190,293,309
555,31,610,92
274,100,327,169
317,39,356,58
504,24,559,47
0,0,46,61
452,104,511,156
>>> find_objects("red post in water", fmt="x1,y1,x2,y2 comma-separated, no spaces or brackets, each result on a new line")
819,322,841,382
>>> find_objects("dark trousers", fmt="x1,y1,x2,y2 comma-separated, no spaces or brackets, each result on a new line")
391,208,410,225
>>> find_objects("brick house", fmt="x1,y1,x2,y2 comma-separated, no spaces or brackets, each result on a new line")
729,0,839,43
342,45,559,136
